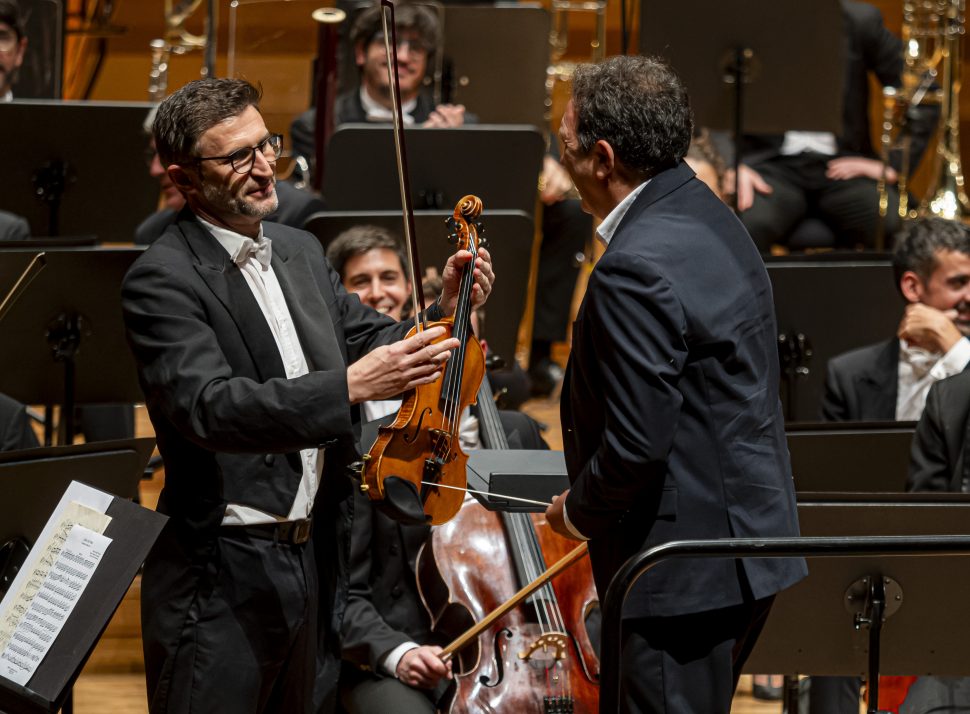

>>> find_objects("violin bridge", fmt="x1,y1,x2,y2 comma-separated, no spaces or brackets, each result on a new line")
517,631,568,662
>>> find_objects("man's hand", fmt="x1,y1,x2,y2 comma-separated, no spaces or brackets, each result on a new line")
396,645,452,689
544,489,582,541
347,326,459,403
539,156,575,205
423,104,466,128
898,303,963,354
730,164,773,212
827,156,896,183
438,247,494,316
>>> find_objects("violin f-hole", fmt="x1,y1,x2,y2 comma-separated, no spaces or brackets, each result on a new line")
479,627,513,688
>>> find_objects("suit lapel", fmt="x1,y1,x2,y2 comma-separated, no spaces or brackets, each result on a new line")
269,231,346,373
854,339,899,420
179,216,287,381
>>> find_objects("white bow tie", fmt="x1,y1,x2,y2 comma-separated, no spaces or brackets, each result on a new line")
900,341,940,379
232,236,272,270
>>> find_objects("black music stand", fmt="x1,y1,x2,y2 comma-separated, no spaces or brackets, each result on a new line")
0,480,166,714
743,497,970,714
304,209,535,362
0,101,157,241
321,125,545,215
0,248,145,444
787,421,916,493
439,5,550,128
639,0,843,208
465,450,568,512
767,254,901,422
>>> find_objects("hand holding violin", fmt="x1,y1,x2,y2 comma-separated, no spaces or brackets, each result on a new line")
347,325,459,404
396,645,452,689
437,246,495,317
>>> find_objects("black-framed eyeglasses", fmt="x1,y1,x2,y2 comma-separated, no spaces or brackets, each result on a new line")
195,133,283,174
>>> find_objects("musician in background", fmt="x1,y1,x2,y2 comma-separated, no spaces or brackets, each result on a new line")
325,225,544,713
545,55,805,713
822,217,970,422
730,0,938,252
0,394,38,451
122,77,493,714
0,0,25,102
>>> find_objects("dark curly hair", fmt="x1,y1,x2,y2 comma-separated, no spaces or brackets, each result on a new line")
572,55,693,179
892,216,970,290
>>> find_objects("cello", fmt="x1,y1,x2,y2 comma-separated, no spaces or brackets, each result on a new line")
415,375,600,712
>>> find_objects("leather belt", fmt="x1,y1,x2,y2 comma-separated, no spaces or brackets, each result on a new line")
220,516,312,545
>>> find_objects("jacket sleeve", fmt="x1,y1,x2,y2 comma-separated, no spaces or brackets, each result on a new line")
820,359,852,422
564,251,688,540
907,381,953,492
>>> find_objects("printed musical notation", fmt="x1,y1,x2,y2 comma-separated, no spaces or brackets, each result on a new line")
0,493,112,687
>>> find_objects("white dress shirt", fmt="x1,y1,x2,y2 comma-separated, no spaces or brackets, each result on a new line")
360,86,418,125
896,337,970,421
201,219,323,526
780,131,837,156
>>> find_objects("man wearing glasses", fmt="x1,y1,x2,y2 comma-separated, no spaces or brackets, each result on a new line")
122,77,494,714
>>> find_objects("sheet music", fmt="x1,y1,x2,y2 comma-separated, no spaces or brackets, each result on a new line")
0,524,111,685
0,482,113,687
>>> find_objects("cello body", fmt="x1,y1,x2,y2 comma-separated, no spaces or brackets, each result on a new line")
417,500,600,712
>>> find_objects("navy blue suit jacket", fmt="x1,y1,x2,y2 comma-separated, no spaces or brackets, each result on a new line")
562,161,806,618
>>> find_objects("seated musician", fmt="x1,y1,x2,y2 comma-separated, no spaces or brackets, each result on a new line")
324,225,546,713
0,393,39,451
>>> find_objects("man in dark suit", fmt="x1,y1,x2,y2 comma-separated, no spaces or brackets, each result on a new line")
121,77,493,714
822,217,970,422
0,209,28,239
0,393,38,451
544,55,806,713
733,0,938,251
908,369,970,493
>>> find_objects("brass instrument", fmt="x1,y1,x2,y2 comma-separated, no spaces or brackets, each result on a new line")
545,0,607,123
881,0,969,226
148,0,217,101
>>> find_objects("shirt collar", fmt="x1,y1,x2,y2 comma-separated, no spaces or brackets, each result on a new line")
595,180,650,247
1,91,12,103
198,216,266,260
360,86,417,125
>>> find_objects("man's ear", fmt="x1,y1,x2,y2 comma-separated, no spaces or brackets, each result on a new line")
900,270,924,303
592,139,615,180
354,41,367,69
168,164,195,193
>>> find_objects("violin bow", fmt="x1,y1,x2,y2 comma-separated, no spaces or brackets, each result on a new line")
381,0,427,332
437,542,590,662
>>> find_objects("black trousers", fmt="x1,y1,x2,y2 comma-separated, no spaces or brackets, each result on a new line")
618,595,775,714
741,153,902,252
142,526,318,714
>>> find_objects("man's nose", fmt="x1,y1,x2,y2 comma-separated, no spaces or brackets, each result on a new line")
251,149,275,177
370,277,386,298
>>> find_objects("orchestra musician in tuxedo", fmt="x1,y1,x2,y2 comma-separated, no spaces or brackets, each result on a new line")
544,55,806,713
324,225,545,713
822,217,970,423
121,77,493,714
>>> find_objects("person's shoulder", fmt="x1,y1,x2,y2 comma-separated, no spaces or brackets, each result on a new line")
935,365,970,398
828,338,895,374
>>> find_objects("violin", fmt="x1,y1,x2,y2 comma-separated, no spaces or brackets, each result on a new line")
355,0,486,526
414,376,600,712
359,197,486,525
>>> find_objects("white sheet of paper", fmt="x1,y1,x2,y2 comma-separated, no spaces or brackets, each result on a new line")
0,524,111,685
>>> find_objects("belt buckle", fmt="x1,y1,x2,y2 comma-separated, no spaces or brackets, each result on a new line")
292,519,312,545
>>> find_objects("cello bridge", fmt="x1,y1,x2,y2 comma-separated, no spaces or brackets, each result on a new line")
517,632,568,662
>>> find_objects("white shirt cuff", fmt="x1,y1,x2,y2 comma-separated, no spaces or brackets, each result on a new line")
562,502,589,541
933,337,970,378
381,642,420,678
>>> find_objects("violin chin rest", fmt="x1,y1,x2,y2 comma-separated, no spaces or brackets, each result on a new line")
377,476,430,525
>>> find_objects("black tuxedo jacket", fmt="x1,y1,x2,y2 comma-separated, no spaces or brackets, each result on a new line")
821,338,899,421
908,369,970,493
561,162,806,619
737,0,935,172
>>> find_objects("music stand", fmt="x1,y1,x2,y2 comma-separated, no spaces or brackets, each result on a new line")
745,497,970,682
0,248,145,444
639,0,843,205
439,5,550,128
0,101,158,242
766,254,901,422
322,125,546,216
466,450,568,513
0,237,98,249
0,480,166,714
787,421,916,493
304,209,535,362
